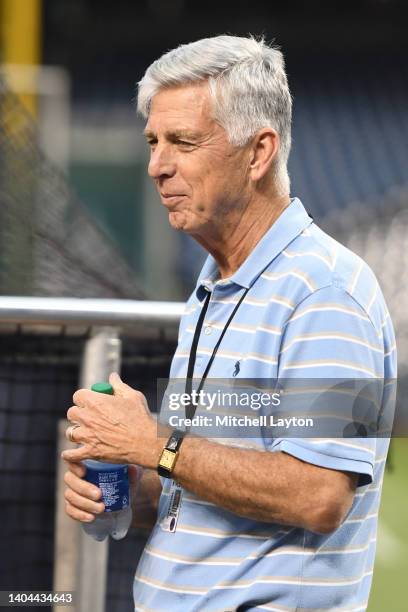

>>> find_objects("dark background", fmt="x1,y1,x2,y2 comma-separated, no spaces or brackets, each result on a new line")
40,0,408,297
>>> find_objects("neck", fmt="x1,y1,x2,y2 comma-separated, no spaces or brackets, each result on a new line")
195,192,291,279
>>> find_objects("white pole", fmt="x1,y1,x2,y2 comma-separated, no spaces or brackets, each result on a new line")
53,419,81,611
53,327,121,612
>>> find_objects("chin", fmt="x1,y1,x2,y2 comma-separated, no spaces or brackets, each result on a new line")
168,211,194,232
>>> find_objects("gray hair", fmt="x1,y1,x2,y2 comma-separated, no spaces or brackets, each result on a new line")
137,35,292,193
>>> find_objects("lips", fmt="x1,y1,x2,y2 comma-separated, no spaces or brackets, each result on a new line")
160,193,186,208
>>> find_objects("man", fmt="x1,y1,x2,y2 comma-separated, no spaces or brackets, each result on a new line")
63,36,396,611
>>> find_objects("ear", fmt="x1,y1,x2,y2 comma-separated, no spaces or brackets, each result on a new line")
248,128,280,182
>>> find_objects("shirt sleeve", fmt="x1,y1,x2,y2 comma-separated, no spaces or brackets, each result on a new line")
269,284,385,486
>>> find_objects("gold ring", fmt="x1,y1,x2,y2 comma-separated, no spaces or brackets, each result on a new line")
67,423,80,443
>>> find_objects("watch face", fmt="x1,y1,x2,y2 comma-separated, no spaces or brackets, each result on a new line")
159,449,177,470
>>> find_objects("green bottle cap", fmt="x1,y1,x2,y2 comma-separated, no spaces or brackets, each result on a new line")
91,382,114,395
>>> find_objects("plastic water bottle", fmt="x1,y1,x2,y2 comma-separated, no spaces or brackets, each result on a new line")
81,382,132,542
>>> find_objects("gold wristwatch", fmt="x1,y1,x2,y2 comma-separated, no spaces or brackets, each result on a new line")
157,430,184,478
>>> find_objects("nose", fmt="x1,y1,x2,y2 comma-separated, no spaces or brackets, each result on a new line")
148,144,177,180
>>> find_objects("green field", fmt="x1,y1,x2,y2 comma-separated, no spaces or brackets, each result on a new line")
369,438,408,611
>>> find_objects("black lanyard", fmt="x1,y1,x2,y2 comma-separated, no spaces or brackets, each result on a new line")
185,286,250,420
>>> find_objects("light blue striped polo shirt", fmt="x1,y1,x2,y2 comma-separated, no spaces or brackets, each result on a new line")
133,198,397,611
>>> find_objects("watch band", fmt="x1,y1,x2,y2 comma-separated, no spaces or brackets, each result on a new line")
157,430,185,478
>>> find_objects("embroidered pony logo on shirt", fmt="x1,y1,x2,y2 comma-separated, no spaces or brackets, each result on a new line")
233,361,241,377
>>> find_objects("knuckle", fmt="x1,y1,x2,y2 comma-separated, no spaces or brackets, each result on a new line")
91,486,101,501
135,390,146,403
67,406,80,422
65,502,73,517
64,488,73,502
63,471,70,485
84,486,97,501
73,388,87,406
83,513,94,523
74,467,85,479
68,462,82,476
91,442,101,460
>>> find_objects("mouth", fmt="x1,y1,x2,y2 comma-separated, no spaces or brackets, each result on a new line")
160,193,186,207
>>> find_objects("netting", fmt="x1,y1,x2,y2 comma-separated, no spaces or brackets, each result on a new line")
0,69,163,611
0,330,175,611
0,73,144,299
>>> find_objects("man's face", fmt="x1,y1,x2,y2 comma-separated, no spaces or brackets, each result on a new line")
144,82,251,237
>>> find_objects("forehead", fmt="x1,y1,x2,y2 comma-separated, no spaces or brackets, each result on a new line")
145,82,214,134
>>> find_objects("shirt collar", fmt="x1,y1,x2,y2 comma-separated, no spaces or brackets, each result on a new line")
196,198,313,293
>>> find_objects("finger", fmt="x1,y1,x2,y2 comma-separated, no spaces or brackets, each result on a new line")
65,501,97,523
109,372,138,399
66,461,86,478
65,423,80,444
64,469,102,501
66,405,82,422
65,424,87,445
73,388,94,407
64,486,105,515
61,446,90,463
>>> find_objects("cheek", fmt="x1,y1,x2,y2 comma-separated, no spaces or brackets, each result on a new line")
186,155,242,212
186,175,210,210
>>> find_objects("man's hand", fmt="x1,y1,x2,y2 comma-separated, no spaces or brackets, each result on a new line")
64,461,105,523
61,373,162,468
64,461,143,524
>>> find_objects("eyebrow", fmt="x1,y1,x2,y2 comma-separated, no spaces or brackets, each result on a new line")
143,129,201,141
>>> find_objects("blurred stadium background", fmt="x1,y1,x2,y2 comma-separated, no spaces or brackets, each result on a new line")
0,0,407,610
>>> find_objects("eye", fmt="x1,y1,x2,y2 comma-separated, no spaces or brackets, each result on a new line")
177,139,196,149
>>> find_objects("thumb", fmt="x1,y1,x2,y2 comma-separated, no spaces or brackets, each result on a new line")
109,371,136,398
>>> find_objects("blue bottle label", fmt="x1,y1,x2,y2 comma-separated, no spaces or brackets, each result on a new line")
85,464,129,512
